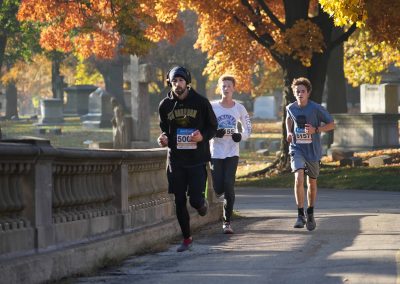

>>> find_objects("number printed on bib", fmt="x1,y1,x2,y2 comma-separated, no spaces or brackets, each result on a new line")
295,127,312,144
176,128,197,149
224,128,235,136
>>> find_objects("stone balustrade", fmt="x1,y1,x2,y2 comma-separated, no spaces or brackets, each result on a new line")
0,139,221,283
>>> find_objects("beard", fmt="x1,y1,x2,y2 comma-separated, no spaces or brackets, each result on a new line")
174,87,185,96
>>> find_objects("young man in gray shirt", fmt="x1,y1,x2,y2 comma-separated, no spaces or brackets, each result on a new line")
286,77,335,231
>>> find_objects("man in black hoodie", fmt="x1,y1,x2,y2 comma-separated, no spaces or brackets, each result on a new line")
158,66,217,252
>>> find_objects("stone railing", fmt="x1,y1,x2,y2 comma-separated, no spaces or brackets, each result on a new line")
0,139,221,283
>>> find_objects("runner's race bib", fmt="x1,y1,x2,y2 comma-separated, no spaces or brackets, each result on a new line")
224,128,235,136
176,128,197,149
217,114,236,136
295,127,312,144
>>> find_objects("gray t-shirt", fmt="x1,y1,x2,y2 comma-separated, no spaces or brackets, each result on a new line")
286,100,333,161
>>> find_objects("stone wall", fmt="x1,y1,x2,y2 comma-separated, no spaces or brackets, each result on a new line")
0,139,221,283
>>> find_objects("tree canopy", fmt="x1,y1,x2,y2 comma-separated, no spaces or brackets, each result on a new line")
320,0,400,86
17,0,400,91
320,0,400,48
17,0,185,59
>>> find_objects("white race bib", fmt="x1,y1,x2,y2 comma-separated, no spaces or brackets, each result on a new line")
224,128,235,136
295,127,312,144
176,128,197,149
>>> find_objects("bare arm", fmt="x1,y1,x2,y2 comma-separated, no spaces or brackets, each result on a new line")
305,121,335,134
286,115,294,143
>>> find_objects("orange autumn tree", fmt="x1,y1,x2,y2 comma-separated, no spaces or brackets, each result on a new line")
17,0,184,59
17,0,185,107
181,0,400,172
320,0,400,87
178,1,356,171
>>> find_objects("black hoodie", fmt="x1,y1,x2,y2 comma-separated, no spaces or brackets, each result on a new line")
159,88,217,166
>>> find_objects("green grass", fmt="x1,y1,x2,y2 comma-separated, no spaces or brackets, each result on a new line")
1,116,160,148
1,117,113,148
236,165,400,191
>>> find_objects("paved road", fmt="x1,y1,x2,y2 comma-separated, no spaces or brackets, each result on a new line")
74,188,400,284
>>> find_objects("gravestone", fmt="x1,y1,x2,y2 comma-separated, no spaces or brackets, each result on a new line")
339,157,362,167
37,99,64,125
331,113,399,151
81,88,113,128
253,96,277,120
64,85,98,116
256,149,269,156
329,149,354,161
49,128,62,135
0,92,6,116
331,83,400,152
368,155,392,167
360,84,398,113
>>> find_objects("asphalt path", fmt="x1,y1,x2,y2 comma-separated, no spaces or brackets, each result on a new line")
73,187,400,284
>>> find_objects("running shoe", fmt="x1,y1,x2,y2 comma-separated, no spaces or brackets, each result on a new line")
223,222,234,234
177,237,193,252
197,199,209,216
306,213,316,231
294,215,306,228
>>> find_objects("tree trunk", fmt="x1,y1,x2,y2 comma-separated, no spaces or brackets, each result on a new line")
191,69,207,97
309,52,330,104
276,0,312,170
277,58,308,170
326,28,348,114
242,2,352,177
5,81,18,119
95,56,126,110
277,3,334,170
0,35,7,71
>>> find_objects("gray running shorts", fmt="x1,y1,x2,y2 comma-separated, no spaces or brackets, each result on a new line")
290,152,320,179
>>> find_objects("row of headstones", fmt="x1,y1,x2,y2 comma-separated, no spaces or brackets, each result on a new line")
252,83,400,120
38,85,111,126
330,83,400,152
38,57,153,131
37,57,156,150
32,80,400,126
330,149,394,168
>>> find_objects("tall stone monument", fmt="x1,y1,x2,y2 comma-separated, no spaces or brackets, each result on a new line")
128,56,156,148
88,57,157,149
331,83,399,152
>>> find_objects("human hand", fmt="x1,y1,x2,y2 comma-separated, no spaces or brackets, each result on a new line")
287,132,293,143
305,124,316,134
157,133,168,147
232,133,242,143
190,130,203,142
215,128,226,138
